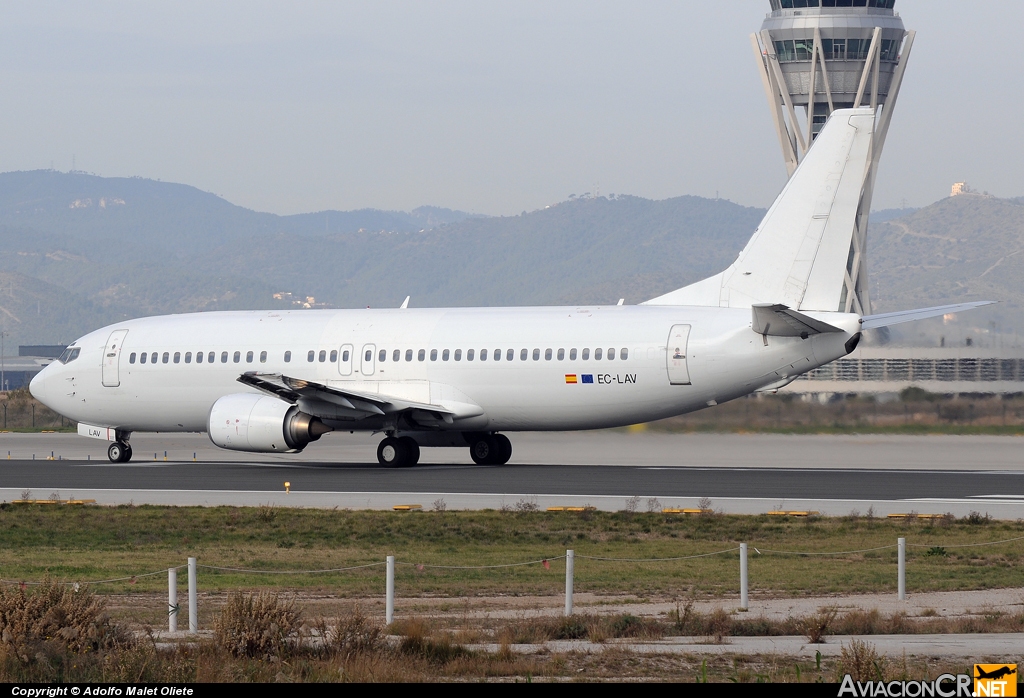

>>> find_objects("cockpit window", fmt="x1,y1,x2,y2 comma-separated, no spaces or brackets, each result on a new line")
57,347,81,364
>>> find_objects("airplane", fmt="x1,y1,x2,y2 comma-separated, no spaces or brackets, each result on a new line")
29,107,991,466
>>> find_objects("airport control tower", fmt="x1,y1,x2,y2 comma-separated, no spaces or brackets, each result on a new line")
752,0,915,315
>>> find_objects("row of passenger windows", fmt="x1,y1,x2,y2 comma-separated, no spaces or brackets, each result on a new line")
127,347,630,365
129,350,269,365
371,347,628,362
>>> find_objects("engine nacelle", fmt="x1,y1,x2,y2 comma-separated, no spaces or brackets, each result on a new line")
208,393,331,453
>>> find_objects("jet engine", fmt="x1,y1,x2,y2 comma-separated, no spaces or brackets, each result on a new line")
208,393,331,453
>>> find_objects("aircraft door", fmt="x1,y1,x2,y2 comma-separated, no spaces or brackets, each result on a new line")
666,324,692,385
361,344,376,376
338,344,354,376
101,329,129,387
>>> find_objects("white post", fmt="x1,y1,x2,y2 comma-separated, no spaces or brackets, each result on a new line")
897,538,906,601
168,568,178,633
385,555,395,625
564,549,575,616
740,543,749,611
187,557,198,633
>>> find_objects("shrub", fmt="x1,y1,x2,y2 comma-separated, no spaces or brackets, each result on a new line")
0,579,128,662
213,592,301,659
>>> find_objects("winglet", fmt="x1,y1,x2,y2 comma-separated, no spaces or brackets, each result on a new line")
400,296,410,309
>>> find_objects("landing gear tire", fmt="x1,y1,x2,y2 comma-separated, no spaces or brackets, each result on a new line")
377,437,405,468
491,434,512,465
397,437,420,467
108,441,132,463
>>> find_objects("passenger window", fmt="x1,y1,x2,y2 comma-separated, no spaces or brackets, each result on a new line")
379,349,386,362
608,348,616,360
467,349,474,361
151,352,158,364
481,349,488,361
520,349,528,361
284,351,291,363
507,349,514,361
557,348,564,361
307,350,315,362
342,350,349,362
319,350,326,362
260,351,267,363
431,349,438,361
129,352,136,364
595,348,603,360
221,351,229,363
417,349,425,361
493,349,501,361
246,351,253,363
140,353,147,364
393,349,400,362
208,352,215,363
582,348,590,360
442,349,450,361
232,351,240,363
330,350,338,362
570,348,577,360
196,352,203,364
621,348,628,360
174,352,181,364
455,349,462,361
405,349,413,362
365,349,371,361
185,352,192,364
161,352,168,364
545,348,552,361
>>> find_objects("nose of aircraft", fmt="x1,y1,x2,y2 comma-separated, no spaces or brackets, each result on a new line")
29,366,49,404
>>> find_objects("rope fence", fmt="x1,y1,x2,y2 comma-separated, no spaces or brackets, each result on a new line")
1,533,1020,632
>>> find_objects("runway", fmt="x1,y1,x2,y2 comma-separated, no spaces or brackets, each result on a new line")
1,431,1022,517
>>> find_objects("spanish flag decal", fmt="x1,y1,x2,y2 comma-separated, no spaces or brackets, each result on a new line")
565,374,578,384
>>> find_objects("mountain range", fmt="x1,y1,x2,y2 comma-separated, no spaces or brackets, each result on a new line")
0,170,1019,349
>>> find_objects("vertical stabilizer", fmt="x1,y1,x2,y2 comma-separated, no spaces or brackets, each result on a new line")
644,107,875,311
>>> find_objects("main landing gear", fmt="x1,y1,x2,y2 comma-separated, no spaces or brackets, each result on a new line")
377,436,421,468
468,434,512,465
107,440,133,463
375,433,513,467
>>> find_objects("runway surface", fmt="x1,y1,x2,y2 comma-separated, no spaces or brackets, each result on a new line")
1,431,1022,516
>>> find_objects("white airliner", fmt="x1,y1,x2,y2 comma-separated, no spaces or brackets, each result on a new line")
29,108,990,466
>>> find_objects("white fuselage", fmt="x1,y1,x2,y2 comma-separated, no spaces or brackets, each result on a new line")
30,304,860,435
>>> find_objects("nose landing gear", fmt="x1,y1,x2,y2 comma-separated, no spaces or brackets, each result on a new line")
107,441,133,463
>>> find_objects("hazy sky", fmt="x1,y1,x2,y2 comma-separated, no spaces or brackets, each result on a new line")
0,1,1019,216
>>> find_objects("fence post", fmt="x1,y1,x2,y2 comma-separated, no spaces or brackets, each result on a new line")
564,549,575,616
385,555,395,625
188,557,198,633
739,543,749,610
168,568,178,633
897,537,906,601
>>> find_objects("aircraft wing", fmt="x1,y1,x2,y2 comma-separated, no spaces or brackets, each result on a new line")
859,301,995,330
237,372,481,424
751,303,843,337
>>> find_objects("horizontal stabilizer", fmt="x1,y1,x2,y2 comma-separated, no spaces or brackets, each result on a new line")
859,302,995,330
752,303,843,337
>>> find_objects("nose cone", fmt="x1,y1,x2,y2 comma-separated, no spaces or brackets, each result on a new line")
29,366,49,404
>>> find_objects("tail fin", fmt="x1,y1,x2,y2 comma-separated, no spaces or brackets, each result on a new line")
644,107,875,311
